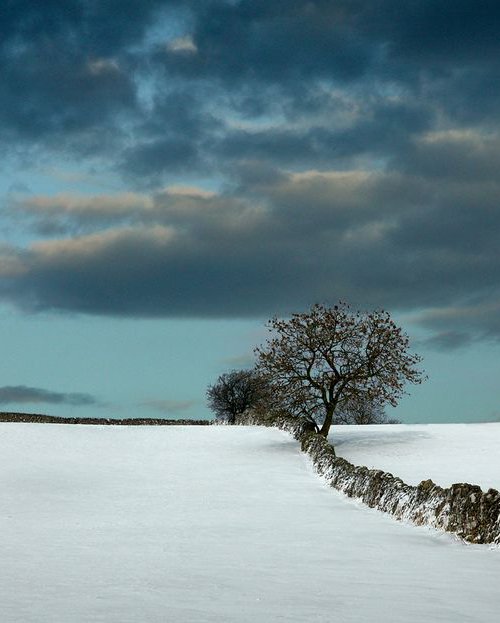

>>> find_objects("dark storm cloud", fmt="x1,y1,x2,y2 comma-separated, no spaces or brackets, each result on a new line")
0,50,135,141
117,88,223,184
216,99,433,168
357,1,500,127
2,1,500,345
408,299,500,351
121,137,201,183
0,1,168,54
394,133,500,182
0,385,99,406
157,0,374,85
2,0,500,170
0,0,181,150
2,166,500,333
362,0,500,65
153,1,500,108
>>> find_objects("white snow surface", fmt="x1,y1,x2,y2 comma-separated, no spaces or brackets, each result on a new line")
330,422,500,491
0,423,499,623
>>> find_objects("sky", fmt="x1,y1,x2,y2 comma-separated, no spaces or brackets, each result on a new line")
1,0,500,424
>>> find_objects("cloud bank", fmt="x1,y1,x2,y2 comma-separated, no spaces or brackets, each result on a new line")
0,385,100,407
1,1,500,347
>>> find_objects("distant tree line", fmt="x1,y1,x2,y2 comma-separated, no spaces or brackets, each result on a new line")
207,302,424,436
0,413,211,426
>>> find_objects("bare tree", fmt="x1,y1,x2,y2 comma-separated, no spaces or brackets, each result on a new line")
334,396,401,425
255,302,424,437
206,370,270,424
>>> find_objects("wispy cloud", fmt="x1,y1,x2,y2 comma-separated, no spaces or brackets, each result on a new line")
221,354,255,368
140,399,196,415
0,386,100,407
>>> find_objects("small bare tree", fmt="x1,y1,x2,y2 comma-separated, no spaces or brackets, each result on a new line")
334,396,401,425
255,303,424,437
206,369,269,424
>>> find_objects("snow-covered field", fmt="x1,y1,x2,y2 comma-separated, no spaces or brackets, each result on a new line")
330,423,500,491
1,423,499,623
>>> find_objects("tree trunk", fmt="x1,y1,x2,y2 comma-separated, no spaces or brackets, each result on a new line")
319,406,334,437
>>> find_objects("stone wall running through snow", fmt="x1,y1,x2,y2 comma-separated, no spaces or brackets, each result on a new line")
0,412,210,426
239,411,500,545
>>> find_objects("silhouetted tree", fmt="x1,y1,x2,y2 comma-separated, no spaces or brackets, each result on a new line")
206,370,270,424
334,396,401,425
255,302,423,437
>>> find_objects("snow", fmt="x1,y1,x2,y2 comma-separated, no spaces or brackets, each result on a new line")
0,423,499,623
330,422,500,491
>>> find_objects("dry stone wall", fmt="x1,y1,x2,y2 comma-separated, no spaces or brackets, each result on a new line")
0,412,211,426
239,411,500,545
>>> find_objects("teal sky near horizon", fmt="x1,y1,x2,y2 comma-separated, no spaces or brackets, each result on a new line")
1,2,500,424
1,307,499,424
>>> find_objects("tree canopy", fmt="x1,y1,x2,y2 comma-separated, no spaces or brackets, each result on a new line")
206,369,269,424
255,303,424,437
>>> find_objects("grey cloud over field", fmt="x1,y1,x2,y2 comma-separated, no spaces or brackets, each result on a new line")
0,385,100,407
1,1,500,347
3,168,500,345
